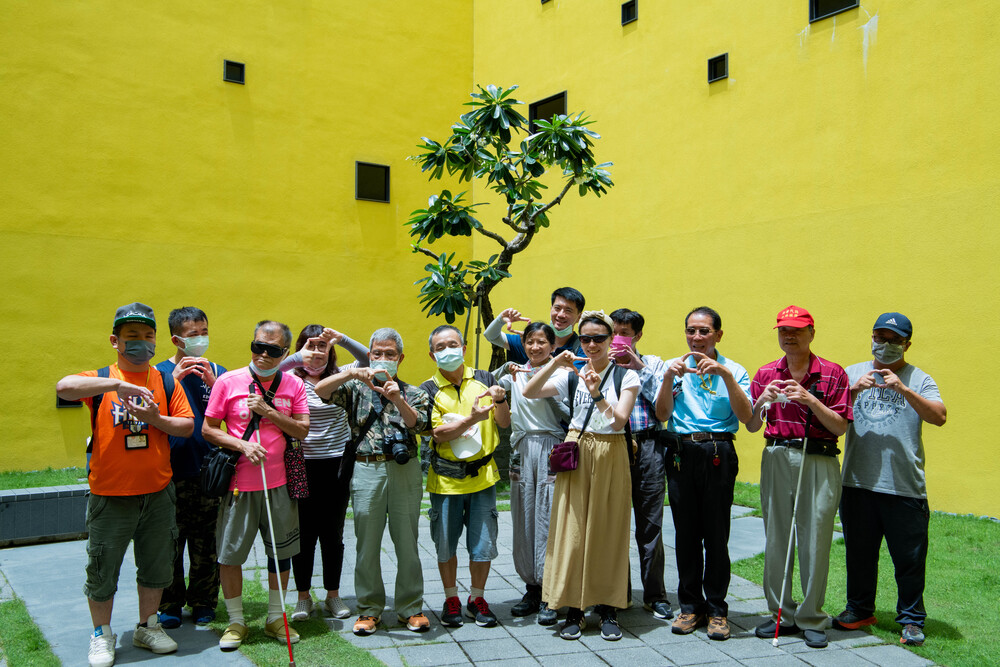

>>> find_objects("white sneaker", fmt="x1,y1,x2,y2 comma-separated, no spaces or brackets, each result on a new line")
133,614,178,654
325,596,351,619
88,627,116,667
291,597,313,621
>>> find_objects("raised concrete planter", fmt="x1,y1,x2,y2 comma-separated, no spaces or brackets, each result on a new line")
0,484,89,547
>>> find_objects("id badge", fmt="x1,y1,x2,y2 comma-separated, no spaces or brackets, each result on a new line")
125,434,149,450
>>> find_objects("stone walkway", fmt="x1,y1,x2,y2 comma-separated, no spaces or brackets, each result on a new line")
0,504,935,666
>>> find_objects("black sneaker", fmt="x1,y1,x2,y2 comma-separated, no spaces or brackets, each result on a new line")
643,600,674,620
597,606,622,641
440,596,464,628
537,602,558,626
559,611,586,640
832,609,877,630
465,596,498,627
754,618,800,638
803,629,828,648
511,588,541,617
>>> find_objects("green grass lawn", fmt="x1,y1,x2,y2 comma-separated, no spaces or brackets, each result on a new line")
207,567,383,666
0,597,60,666
0,467,87,490
732,509,999,667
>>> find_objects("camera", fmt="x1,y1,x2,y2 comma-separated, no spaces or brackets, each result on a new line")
384,431,412,465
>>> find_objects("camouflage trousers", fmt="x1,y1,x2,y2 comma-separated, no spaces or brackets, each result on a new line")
159,476,221,610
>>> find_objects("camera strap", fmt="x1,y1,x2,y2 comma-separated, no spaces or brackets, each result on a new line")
245,371,284,440
345,389,385,461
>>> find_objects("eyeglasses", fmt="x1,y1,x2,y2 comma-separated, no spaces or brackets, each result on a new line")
872,334,906,345
685,327,714,336
250,341,287,358
579,334,610,344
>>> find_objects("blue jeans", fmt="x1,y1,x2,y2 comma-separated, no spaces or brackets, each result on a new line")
840,486,929,627
428,486,499,562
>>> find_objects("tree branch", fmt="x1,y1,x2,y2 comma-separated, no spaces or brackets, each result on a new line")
529,179,575,223
411,245,443,262
473,225,509,248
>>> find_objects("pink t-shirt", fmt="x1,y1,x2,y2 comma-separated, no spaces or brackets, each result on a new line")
205,367,308,492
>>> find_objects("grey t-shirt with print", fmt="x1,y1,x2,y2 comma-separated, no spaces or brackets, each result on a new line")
843,361,941,499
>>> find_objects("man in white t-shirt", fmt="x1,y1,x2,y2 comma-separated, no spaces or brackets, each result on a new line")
834,312,946,648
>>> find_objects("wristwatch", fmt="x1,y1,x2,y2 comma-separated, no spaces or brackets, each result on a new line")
494,395,507,404
591,392,603,401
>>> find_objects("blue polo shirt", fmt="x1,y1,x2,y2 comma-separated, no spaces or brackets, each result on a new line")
663,351,750,434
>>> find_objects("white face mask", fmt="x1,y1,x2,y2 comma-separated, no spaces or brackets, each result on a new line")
872,340,905,364
178,335,209,357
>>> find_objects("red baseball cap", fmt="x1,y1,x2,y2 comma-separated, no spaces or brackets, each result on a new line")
774,305,814,328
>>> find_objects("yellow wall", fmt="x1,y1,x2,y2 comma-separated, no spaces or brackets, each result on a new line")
471,1,999,516
4,1,998,516
1,1,473,470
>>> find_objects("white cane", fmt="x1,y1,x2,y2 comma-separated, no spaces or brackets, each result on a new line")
257,432,297,666
771,388,822,647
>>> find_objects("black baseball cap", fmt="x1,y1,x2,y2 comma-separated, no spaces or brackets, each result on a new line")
114,302,156,330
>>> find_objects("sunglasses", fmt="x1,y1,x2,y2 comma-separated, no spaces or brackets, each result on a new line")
250,341,287,358
685,327,714,336
579,334,610,344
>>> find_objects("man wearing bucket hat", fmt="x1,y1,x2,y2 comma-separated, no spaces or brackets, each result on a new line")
421,325,510,629
56,303,195,667
834,313,946,647
746,306,852,649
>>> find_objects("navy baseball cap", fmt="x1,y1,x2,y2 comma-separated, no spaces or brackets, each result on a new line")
873,312,911,338
114,302,156,330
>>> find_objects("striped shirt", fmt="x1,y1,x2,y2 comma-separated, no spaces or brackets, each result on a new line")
628,354,663,433
750,353,852,441
301,379,350,458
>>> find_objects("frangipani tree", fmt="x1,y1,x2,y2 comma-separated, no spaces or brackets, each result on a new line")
408,84,614,367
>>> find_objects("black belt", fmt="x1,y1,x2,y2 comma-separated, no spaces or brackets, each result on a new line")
633,428,659,441
766,438,840,457
671,432,734,442
355,448,417,464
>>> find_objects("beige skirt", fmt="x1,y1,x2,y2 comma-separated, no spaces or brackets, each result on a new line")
541,430,633,610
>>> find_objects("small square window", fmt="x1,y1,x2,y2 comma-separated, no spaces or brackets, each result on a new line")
529,92,567,133
356,162,390,203
708,54,728,83
223,60,245,84
621,1,638,26
809,0,859,22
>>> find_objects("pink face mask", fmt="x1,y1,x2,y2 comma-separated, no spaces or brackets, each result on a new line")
304,363,328,376
611,335,633,360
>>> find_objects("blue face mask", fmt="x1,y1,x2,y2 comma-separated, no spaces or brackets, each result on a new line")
178,335,209,357
250,361,280,377
371,359,398,378
121,340,155,365
434,347,465,372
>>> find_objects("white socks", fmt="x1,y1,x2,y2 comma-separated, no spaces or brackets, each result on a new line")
224,596,244,626
267,588,284,624
444,586,459,599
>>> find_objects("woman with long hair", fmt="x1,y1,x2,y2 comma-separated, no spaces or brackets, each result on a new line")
280,325,369,621
522,310,639,641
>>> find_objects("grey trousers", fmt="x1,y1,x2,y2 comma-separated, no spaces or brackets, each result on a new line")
351,458,425,619
760,445,841,631
510,433,559,588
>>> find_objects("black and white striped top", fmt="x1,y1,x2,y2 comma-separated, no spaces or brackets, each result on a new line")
301,379,350,458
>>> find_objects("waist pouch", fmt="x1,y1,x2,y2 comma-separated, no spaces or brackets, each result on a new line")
430,451,493,479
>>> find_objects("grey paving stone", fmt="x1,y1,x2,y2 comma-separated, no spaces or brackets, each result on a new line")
368,647,405,666
531,653,618,667
596,645,680,666
336,627,397,650
851,644,935,666
461,636,533,661
653,639,733,665
475,659,541,667
386,623,455,646
713,636,789,659
398,640,473,665
519,633,594,657
828,630,884,648
630,623,704,646
742,655,811,666
577,628,645,651
795,647,873,666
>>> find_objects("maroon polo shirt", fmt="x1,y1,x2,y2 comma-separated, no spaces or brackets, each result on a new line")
750,353,852,440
